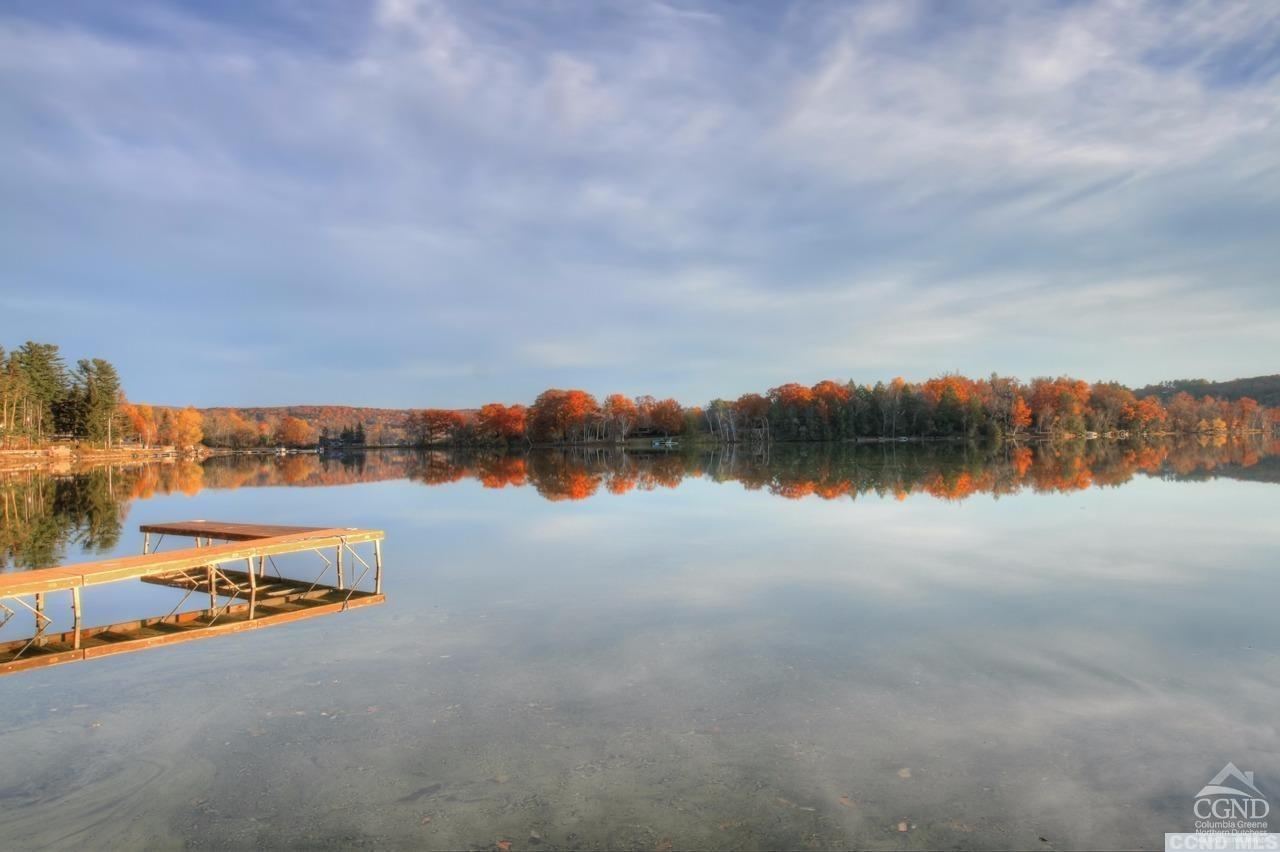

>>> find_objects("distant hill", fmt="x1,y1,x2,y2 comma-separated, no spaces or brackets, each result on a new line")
193,404,480,446
1133,375,1280,407
202,405,411,427
197,405,409,446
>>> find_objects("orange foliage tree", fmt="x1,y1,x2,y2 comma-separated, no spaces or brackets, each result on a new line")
648,398,684,436
159,407,204,448
1010,396,1032,433
275,415,315,447
475,403,527,443
528,389,600,443
407,409,465,445
122,403,159,447
603,393,638,442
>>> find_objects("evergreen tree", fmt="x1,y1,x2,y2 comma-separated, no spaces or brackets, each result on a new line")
71,358,123,444
15,342,67,440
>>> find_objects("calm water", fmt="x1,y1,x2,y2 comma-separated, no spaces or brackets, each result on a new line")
1,440,1278,850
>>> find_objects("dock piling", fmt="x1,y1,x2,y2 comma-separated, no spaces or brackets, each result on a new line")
71,588,81,650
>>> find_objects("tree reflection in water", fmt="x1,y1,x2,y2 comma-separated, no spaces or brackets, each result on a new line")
3,437,1276,569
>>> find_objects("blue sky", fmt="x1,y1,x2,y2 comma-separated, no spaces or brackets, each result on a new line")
2,0,1278,407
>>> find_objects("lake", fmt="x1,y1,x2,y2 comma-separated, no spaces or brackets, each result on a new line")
1,438,1278,850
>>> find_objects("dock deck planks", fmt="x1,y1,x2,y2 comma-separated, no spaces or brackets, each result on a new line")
0,525,384,598
139,520,329,541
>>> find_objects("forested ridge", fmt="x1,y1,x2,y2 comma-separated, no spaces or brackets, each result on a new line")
3,340,1278,451
1135,374,1280,408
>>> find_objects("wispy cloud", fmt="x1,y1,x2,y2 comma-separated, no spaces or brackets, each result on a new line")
1,0,1276,405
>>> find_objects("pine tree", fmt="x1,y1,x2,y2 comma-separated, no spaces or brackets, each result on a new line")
16,342,67,440
71,358,123,444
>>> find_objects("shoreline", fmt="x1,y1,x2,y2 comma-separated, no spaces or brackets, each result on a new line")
2,428,1272,473
0,445,207,474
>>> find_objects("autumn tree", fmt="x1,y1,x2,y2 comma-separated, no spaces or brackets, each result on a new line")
1030,377,1091,435
1009,395,1032,433
648,398,684,437
603,394,638,442
475,403,527,443
204,410,259,448
122,402,159,447
407,409,465,445
1122,396,1168,433
810,380,851,439
1238,397,1265,431
733,393,770,441
528,389,600,443
1089,382,1137,434
160,407,204,448
1166,391,1200,432
275,415,315,447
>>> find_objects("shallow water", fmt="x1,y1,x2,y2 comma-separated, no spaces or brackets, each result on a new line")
1,440,1278,850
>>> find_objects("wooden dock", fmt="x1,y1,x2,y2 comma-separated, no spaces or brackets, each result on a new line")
0,520,385,676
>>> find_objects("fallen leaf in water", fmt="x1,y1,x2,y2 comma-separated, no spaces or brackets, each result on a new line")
897,768,912,779
838,796,853,808
777,797,795,809
655,839,673,852
496,841,512,852
898,822,909,833
420,816,432,825
493,772,510,784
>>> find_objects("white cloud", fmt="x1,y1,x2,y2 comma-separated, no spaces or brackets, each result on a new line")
0,0,1277,405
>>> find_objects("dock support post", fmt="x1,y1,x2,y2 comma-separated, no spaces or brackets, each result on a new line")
336,545,344,591
246,557,257,619
208,565,216,613
374,540,383,595
34,593,45,647
143,532,151,555
71,588,82,650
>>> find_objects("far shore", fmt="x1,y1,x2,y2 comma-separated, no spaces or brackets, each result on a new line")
0,444,206,474
3,427,1273,475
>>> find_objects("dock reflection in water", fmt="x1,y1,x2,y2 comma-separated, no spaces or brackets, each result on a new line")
0,520,385,676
